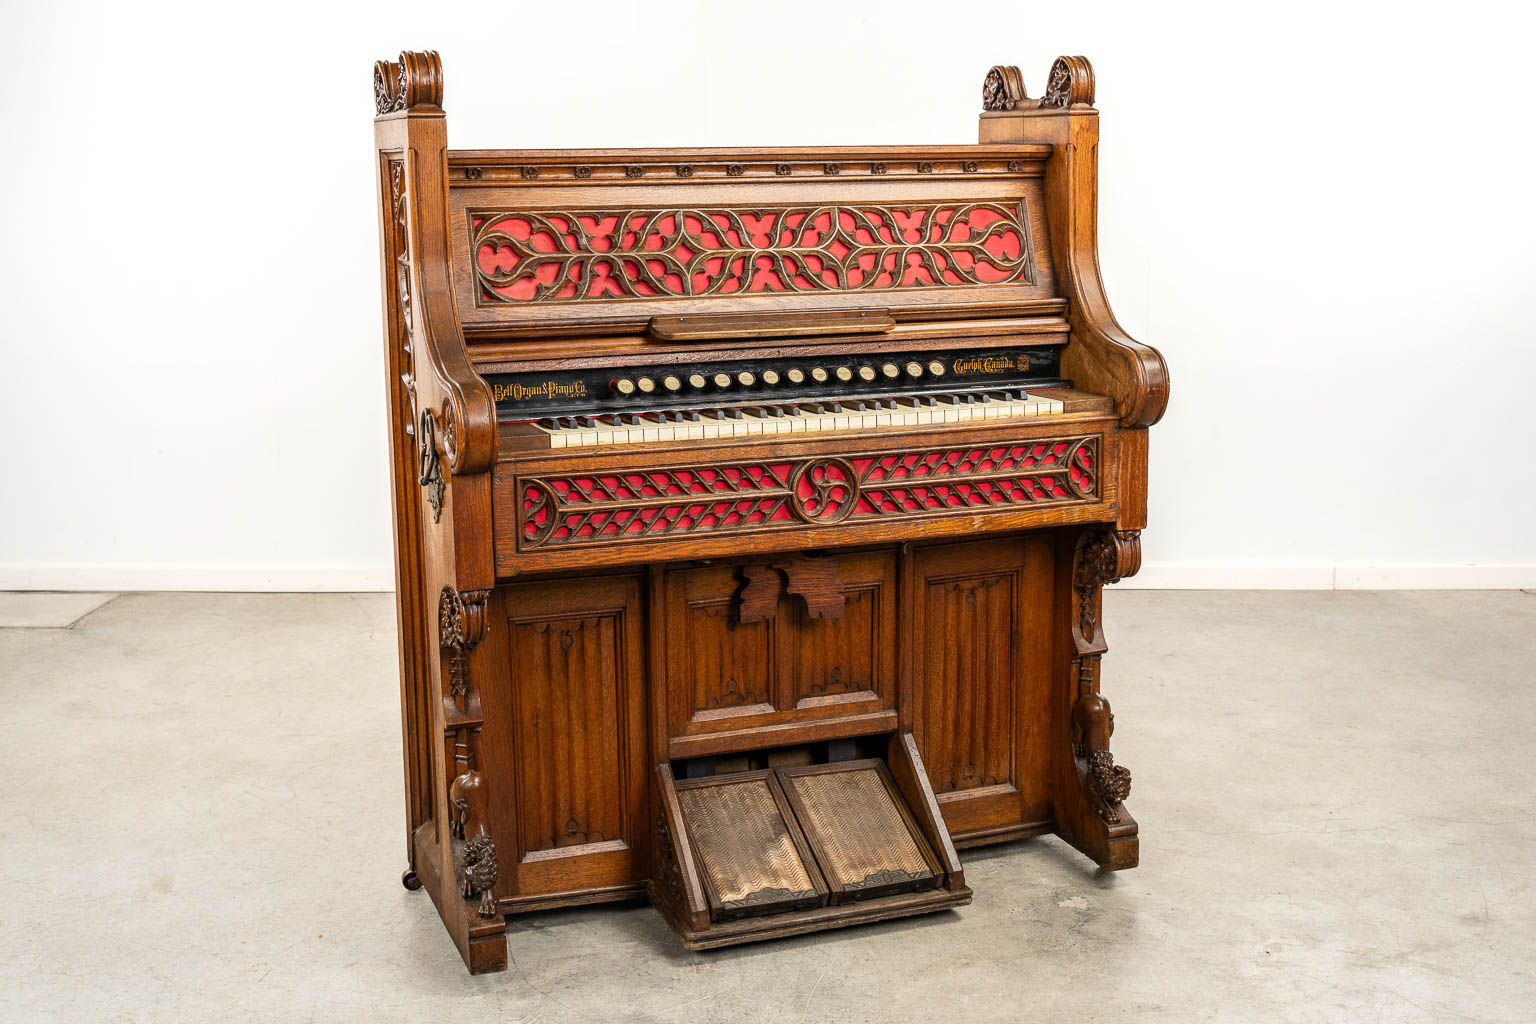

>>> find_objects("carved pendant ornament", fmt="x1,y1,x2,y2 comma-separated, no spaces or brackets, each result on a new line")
438,585,490,708
520,439,1098,549
472,201,1037,304
1074,528,1140,643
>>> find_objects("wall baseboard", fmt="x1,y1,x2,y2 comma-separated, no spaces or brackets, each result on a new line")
0,564,396,593
1121,563,1536,590
1,562,1533,593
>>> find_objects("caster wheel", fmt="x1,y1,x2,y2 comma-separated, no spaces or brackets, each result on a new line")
401,869,423,891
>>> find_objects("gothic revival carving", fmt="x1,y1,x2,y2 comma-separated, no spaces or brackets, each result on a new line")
1074,528,1140,643
735,563,783,624
519,439,1099,549
1072,691,1132,824
472,200,1037,303
981,65,1026,111
417,411,445,522
982,57,1094,113
373,50,444,115
459,834,499,918
389,161,417,400
1040,56,1095,109
734,555,846,623
438,586,491,708
652,809,686,907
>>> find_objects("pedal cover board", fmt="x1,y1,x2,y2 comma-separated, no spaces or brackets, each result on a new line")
674,771,826,921
658,748,967,947
778,762,940,904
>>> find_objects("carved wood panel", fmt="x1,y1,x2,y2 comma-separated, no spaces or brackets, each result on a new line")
519,438,1098,551
496,575,647,895
675,567,775,720
784,588,876,704
662,551,895,744
472,201,1036,304
911,536,1056,836
509,613,625,851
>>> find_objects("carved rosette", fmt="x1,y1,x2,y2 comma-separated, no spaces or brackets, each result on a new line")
372,50,443,115
790,458,858,524
438,585,491,709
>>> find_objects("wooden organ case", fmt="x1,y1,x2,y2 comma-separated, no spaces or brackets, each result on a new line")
372,52,1169,972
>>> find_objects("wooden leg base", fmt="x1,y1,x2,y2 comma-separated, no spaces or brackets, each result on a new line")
1055,805,1139,872
411,823,509,975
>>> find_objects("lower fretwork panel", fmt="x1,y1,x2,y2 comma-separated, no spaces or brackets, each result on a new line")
490,410,1121,576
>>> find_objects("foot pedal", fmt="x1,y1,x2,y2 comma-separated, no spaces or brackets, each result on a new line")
777,761,940,903
653,732,970,949
673,770,826,921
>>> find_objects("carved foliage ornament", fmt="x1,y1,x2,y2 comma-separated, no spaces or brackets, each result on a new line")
439,585,491,708
981,65,1026,111
372,50,444,115
1074,529,1140,642
473,200,1037,304
460,834,499,918
1071,689,1132,824
980,57,1095,113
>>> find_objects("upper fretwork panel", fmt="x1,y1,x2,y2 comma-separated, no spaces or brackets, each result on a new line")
445,146,1057,337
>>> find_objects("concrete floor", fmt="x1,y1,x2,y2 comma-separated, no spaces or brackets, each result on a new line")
1,590,1532,1023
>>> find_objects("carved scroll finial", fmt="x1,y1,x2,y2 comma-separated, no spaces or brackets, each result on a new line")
1040,55,1095,109
373,50,443,115
982,65,1027,111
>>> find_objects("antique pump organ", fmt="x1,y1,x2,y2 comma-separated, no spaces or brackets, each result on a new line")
372,51,1168,972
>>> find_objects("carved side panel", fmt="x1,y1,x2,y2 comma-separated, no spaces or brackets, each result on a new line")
911,536,1057,836
915,573,1016,794
508,613,626,853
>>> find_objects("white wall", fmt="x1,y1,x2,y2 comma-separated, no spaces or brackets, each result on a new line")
2,0,1533,591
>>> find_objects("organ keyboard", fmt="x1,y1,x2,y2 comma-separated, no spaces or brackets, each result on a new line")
529,391,1066,448
373,50,1169,973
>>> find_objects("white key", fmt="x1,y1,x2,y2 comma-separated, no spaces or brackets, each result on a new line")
533,423,566,449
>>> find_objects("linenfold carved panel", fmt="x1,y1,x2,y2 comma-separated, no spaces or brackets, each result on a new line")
517,437,1098,550
471,201,1037,304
